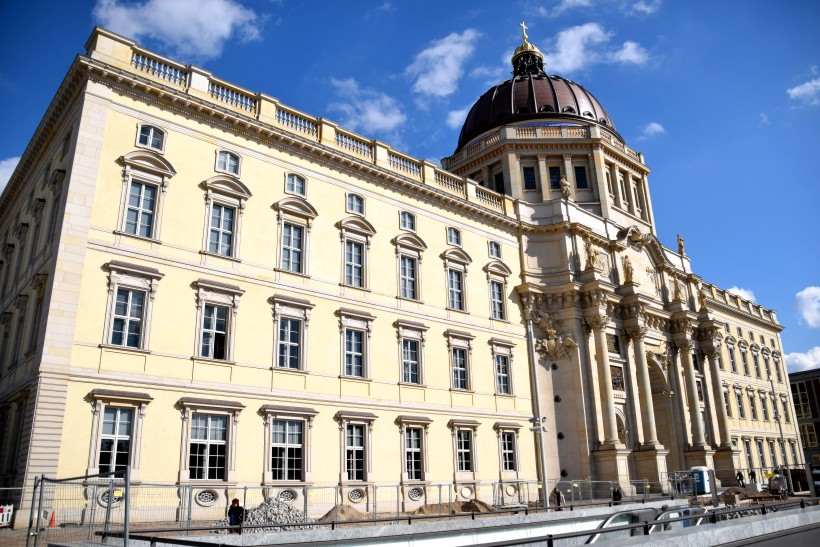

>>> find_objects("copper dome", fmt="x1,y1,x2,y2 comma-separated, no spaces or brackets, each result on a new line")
455,25,619,152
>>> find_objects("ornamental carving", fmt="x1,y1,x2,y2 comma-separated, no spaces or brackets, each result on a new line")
621,255,634,284
527,296,578,361
583,238,599,271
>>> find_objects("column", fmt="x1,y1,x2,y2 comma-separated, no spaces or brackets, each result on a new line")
631,329,659,446
590,315,619,446
679,341,706,448
707,352,731,448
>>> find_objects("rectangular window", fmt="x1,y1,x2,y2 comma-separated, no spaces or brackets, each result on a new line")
574,166,589,189
401,338,420,384
281,223,304,273
611,365,625,391
775,360,782,383
793,382,811,419
748,393,758,420
399,255,418,300
501,431,517,471
110,288,145,348
756,439,766,467
452,347,469,390
277,317,301,369
271,419,303,481
189,413,227,480
735,391,745,419
456,429,473,472
782,399,791,423
400,211,416,231
345,424,365,481
124,181,156,238
488,241,501,258
286,174,305,196
344,329,365,377
493,171,505,194
728,347,737,373
753,353,761,378
495,354,512,395
723,390,732,417
548,166,561,189
405,427,423,481
696,380,704,402
800,424,818,448
522,166,537,190
763,356,771,379
490,280,505,320
448,269,464,310
200,304,228,360
208,204,235,257
760,395,769,421
345,240,364,288
447,227,461,246
741,350,749,375
99,407,132,477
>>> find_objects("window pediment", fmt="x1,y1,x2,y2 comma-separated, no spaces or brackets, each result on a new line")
120,150,176,178
441,247,472,265
337,216,376,237
483,259,512,277
201,175,251,201
392,232,427,252
273,196,318,221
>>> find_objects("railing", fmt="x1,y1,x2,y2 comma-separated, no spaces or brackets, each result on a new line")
208,80,256,112
130,51,188,87
434,170,467,197
475,186,504,211
335,130,373,160
275,105,318,138
388,151,421,178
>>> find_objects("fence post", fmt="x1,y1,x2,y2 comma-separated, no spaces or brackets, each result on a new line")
87,483,98,542
33,475,46,547
25,476,40,547
102,480,114,544
124,466,130,547
242,486,247,533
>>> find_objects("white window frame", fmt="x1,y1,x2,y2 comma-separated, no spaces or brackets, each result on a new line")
338,217,376,290
261,404,317,484
491,339,515,396
344,239,366,288
135,123,166,153
215,150,241,176
489,279,506,321
449,419,479,481
337,308,374,380
281,222,305,274
446,329,474,391
206,203,237,258
734,388,746,419
399,211,416,231
494,423,521,478
335,411,376,484
442,247,472,313
177,398,243,484
346,193,365,215
274,196,317,277
102,261,163,352
396,416,431,484
446,227,462,246
271,294,314,372
395,320,427,386
488,240,502,259
285,172,307,197
193,279,243,362
393,232,426,302
115,151,175,242
200,176,251,261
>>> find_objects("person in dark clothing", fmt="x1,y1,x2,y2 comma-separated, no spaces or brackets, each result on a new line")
736,471,745,487
749,469,757,484
612,485,623,505
550,487,565,510
227,498,245,534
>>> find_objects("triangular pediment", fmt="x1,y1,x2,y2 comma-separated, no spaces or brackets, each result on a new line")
273,196,318,219
392,232,427,251
120,150,176,178
337,216,377,236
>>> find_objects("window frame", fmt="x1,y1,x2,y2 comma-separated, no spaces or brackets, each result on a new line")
337,308,374,380
115,151,175,243
488,241,502,259
446,329,474,392
396,416,431,484
215,150,241,177
521,162,539,192
490,339,515,397
102,261,163,353
393,232,427,303
135,123,166,153
260,405,316,484
449,419,479,480
399,211,416,231
345,193,365,215
494,423,521,477
395,320,427,386
489,279,506,321
193,279,243,363
271,295,314,372
334,411,376,484
177,398,243,484
274,196,317,277
86,389,152,482
338,217,376,291
199,176,251,261
446,227,462,247
285,172,307,197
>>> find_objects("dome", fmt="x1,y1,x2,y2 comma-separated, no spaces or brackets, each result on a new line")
455,23,619,152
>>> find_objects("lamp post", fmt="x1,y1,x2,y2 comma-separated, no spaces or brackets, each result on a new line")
769,376,792,495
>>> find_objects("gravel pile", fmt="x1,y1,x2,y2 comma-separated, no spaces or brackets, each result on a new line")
220,498,312,533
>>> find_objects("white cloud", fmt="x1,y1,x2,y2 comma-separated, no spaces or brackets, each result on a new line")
612,41,649,65
328,78,406,136
759,112,770,126
542,23,649,73
796,286,820,328
638,121,665,139
407,29,480,98
727,286,757,303
787,77,820,105
446,106,471,129
0,156,20,195
93,0,261,60
629,0,662,15
786,346,820,373
538,0,594,17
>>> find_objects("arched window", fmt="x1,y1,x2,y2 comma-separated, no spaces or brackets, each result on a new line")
346,193,364,215
216,151,240,176
399,211,416,231
137,125,165,152
446,227,461,246
286,174,306,196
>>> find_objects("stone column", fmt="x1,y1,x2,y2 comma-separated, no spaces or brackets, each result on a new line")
630,328,659,446
678,341,706,448
707,352,731,448
589,314,619,446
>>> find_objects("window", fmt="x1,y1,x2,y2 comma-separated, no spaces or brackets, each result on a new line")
208,204,235,257
399,211,416,231
781,398,791,423
405,427,423,481
344,240,365,287
790,442,799,464
752,352,761,378
490,280,506,320
522,166,538,191
286,173,306,196
452,347,469,390
493,171,505,194
488,241,502,258
447,227,461,246
760,394,769,421
606,334,622,356
281,223,304,273
216,151,240,176
137,125,164,151
800,424,818,448
727,346,737,373
346,193,364,215
200,304,229,360
743,439,753,469
756,439,766,467
768,440,778,465
99,407,132,477
456,429,473,472
345,329,365,377
574,166,589,189
402,338,421,384
605,171,613,195
124,181,157,238
696,379,704,402
793,382,811,419
763,355,771,379
495,354,512,395
271,420,303,481
399,255,418,300
611,365,625,391
723,390,732,417
748,392,758,420
189,413,228,480
500,431,517,472
774,358,782,383
345,424,366,481
740,349,749,375
110,288,145,348
548,166,561,189
735,391,745,419
448,269,464,310
277,318,302,369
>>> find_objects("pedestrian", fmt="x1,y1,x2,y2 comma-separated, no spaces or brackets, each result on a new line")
227,498,245,534
612,485,623,505
749,469,757,484
735,471,745,488
550,487,565,511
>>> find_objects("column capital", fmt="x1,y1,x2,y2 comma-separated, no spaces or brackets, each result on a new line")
624,325,648,341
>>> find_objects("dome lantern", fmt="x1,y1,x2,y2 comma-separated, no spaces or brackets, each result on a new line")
511,21,545,77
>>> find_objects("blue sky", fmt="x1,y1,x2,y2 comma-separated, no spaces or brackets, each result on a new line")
0,0,818,369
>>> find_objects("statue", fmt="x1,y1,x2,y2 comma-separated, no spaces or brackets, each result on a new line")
676,233,686,256
560,175,572,200
621,255,634,284
584,238,599,271
698,288,708,311
673,278,684,302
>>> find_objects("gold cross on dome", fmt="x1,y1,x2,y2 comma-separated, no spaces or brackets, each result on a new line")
520,20,529,42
